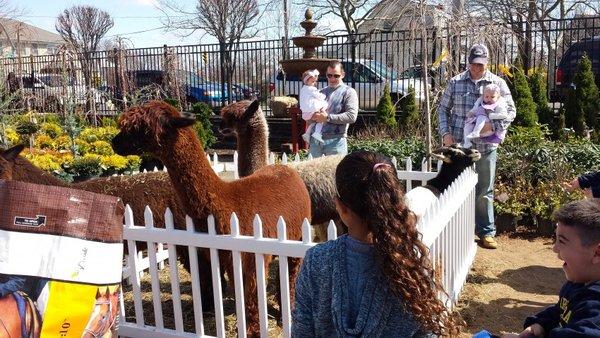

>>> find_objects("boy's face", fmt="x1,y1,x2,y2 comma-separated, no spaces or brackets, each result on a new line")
553,222,600,283
483,90,499,104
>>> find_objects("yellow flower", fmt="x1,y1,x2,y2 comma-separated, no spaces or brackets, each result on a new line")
4,127,20,146
34,134,54,149
39,122,63,138
90,140,114,156
101,154,129,171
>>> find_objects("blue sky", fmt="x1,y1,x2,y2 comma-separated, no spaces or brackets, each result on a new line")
18,0,347,49
20,0,211,48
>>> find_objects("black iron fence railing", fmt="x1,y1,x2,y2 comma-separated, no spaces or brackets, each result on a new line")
1,16,598,117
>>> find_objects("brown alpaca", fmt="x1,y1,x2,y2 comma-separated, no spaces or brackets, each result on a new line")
219,100,268,178
112,100,311,337
219,100,341,228
0,145,215,310
0,145,24,180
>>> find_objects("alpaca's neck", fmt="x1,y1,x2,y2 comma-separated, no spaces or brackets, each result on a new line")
14,157,70,187
160,129,222,218
237,121,269,178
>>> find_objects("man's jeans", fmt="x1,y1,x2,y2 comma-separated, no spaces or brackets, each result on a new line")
475,149,497,238
308,137,348,158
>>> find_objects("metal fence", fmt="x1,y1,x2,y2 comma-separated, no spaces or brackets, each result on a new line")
1,15,598,117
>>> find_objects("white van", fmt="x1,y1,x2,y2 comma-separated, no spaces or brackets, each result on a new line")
12,73,101,110
269,59,429,111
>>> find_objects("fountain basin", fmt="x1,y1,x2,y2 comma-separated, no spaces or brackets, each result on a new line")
279,58,337,77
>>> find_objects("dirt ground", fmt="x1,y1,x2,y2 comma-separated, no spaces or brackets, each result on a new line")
457,228,564,337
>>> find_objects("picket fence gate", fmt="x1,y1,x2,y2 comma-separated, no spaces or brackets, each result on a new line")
118,155,477,338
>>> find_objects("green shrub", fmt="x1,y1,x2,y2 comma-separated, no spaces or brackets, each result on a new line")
164,97,181,110
528,69,554,126
63,156,102,180
100,117,118,128
398,85,419,133
376,84,397,129
348,136,426,166
39,122,63,138
190,102,216,149
564,54,600,136
496,126,599,222
510,64,538,127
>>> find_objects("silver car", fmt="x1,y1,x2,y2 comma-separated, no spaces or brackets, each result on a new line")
269,59,429,111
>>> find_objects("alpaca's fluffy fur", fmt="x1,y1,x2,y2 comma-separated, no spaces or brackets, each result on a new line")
219,100,341,229
112,100,311,337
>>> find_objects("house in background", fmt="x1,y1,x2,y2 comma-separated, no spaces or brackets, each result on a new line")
0,19,63,57
319,0,448,75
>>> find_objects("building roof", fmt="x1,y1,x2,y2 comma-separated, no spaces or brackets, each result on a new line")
0,19,62,45
358,0,448,34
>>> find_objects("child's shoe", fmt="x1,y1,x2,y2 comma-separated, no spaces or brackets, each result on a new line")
302,132,310,143
311,132,324,144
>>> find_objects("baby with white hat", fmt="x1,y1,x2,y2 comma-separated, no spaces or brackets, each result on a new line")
299,69,328,144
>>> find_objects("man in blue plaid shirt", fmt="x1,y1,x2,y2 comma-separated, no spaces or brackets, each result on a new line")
437,44,516,249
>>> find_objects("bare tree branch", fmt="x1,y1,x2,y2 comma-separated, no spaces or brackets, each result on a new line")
158,0,261,103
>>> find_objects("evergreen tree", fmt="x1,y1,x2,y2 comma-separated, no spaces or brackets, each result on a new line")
528,69,554,126
398,85,419,131
376,84,397,129
191,102,217,148
572,54,600,133
510,64,538,127
555,108,566,141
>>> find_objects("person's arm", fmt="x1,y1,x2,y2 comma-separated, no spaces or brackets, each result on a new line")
522,301,561,336
490,80,516,133
326,87,358,124
291,250,315,337
0,275,27,297
437,80,454,138
578,172,600,190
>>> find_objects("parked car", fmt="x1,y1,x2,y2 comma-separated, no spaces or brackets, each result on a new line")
9,72,101,110
127,70,256,105
553,36,600,101
269,59,429,110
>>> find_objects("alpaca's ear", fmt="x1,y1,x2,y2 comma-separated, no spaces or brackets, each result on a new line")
170,112,196,129
1,144,25,161
243,100,260,120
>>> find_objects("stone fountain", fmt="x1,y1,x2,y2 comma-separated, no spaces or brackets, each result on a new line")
279,8,337,77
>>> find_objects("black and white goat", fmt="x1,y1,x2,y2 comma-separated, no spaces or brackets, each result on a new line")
405,145,481,218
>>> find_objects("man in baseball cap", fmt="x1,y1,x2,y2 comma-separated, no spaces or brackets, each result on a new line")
437,43,516,249
469,43,489,64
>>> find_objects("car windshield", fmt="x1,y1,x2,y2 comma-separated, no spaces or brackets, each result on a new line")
364,60,399,80
38,75,72,87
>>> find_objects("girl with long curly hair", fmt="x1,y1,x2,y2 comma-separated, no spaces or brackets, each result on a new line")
292,151,463,337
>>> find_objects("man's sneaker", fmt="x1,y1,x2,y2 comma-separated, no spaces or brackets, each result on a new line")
480,236,498,249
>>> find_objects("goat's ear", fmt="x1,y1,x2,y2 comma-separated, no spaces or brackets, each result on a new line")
430,147,452,163
243,100,261,120
170,112,196,129
1,144,25,161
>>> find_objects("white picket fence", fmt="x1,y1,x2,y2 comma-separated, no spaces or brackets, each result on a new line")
118,155,477,338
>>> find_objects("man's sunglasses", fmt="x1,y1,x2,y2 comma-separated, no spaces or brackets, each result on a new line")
326,73,341,78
